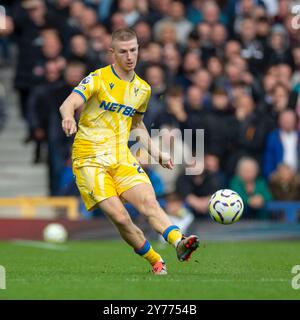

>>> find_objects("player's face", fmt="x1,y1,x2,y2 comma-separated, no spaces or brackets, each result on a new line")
112,38,138,72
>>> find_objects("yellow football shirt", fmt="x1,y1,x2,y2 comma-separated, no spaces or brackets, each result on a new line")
72,64,151,160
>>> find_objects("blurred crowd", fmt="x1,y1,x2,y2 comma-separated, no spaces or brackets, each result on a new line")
0,0,300,222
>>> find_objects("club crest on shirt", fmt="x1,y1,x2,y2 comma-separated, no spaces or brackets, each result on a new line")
81,75,91,84
88,190,97,201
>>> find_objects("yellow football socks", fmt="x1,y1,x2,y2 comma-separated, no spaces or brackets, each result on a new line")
163,225,183,248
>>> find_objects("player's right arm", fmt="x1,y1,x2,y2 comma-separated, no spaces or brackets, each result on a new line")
59,92,84,137
60,71,98,136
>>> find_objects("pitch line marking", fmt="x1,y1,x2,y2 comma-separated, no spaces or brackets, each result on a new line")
11,240,68,251
123,278,290,283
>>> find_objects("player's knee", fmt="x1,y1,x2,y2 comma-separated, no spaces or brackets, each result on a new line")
140,195,160,214
113,214,133,229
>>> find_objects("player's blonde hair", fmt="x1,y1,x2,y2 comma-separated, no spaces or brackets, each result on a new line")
111,28,137,46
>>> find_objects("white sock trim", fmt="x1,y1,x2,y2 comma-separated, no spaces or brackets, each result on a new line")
174,238,181,248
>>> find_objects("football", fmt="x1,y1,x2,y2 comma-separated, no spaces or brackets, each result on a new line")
208,189,244,224
43,223,68,244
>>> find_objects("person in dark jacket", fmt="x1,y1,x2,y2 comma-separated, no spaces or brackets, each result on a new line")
26,59,63,163
204,88,233,159
226,94,268,176
12,0,68,120
153,86,186,131
43,60,86,194
176,158,225,217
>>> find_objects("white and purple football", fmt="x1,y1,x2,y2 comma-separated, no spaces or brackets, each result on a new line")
208,189,244,224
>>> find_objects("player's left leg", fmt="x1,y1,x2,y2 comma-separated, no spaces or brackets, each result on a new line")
121,183,200,261
73,161,166,274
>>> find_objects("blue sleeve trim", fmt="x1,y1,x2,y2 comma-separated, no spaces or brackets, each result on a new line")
135,111,145,115
73,89,87,102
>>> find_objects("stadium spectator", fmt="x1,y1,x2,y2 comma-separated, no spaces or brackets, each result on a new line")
237,17,266,75
204,88,233,158
255,8,271,48
263,109,300,180
78,6,98,35
264,110,300,178
260,0,278,17
204,152,226,187
266,24,293,67
187,0,226,26
225,39,241,59
144,42,163,64
0,14,14,66
110,12,128,32
292,46,300,87
150,124,193,195
177,51,202,89
211,23,227,58
133,20,152,46
154,86,185,131
269,163,300,201
178,85,207,152
192,68,212,107
88,24,111,66
206,55,225,89
26,60,63,163
154,21,178,47
12,0,48,120
201,1,223,26
68,33,99,72
226,94,268,175
259,71,278,114
274,0,291,24
46,61,86,194
69,0,86,29
143,64,167,130
145,0,172,24
153,1,192,47
266,83,293,131
230,157,272,219
163,44,182,83
37,28,66,73
176,156,225,217
185,29,201,52
163,192,194,236
196,22,214,62
185,85,204,112
118,0,141,27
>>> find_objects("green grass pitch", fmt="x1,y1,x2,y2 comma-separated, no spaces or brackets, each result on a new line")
0,240,300,299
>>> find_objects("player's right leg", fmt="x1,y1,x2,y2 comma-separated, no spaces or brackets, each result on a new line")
120,184,200,262
95,196,167,275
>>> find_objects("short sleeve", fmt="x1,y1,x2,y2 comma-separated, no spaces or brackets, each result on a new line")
136,86,151,115
73,71,98,102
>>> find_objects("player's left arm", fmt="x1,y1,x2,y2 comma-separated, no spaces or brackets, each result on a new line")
131,114,173,170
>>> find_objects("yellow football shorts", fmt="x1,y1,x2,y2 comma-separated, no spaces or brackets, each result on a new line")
73,151,151,211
